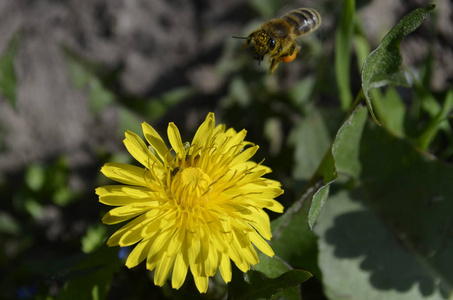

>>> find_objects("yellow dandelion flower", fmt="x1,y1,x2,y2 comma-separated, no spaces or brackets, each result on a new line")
96,112,284,293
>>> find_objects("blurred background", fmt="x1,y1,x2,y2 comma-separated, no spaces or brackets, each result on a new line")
0,0,451,299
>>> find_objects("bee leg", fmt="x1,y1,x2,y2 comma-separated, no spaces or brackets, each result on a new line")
241,38,250,49
269,57,280,74
240,33,254,49
283,43,300,59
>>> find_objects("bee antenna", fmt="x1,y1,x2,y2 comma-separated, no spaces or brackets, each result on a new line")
258,53,264,66
232,36,248,39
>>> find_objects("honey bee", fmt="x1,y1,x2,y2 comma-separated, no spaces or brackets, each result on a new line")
233,8,321,74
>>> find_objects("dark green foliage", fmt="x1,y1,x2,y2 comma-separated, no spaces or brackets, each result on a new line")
1,2,447,300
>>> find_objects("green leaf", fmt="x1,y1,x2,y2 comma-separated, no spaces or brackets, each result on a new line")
288,77,316,108
228,265,311,300
331,106,368,177
361,5,436,124
88,79,115,114
270,106,368,290
253,254,304,300
25,164,46,192
81,225,108,253
315,190,449,300
24,198,43,219
290,107,331,182
307,184,330,229
315,124,453,299
0,211,20,235
230,77,252,107
117,107,145,137
0,32,19,107
353,28,371,72
371,87,406,137
58,245,122,300
361,124,453,297
335,0,355,110
249,0,283,19
416,80,443,118
416,89,453,150
308,105,368,228
254,253,294,278
271,199,321,278
64,50,114,115
143,86,194,121
53,187,75,206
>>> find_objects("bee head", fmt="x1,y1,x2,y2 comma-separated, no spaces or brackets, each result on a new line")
248,30,277,64
233,29,277,65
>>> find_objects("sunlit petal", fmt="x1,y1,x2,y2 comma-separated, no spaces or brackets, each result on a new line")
97,112,284,294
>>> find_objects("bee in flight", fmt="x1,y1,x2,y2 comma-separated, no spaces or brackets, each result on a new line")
233,8,321,74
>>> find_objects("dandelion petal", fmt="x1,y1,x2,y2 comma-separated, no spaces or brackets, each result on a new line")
97,112,284,294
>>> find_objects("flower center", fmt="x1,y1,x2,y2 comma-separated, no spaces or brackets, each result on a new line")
172,167,211,208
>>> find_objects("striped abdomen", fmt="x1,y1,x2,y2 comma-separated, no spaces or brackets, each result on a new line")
283,8,321,36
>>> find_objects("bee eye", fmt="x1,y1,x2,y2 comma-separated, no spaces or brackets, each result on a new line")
268,38,276,50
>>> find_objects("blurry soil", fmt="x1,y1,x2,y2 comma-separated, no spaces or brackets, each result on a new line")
0,0,451,179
